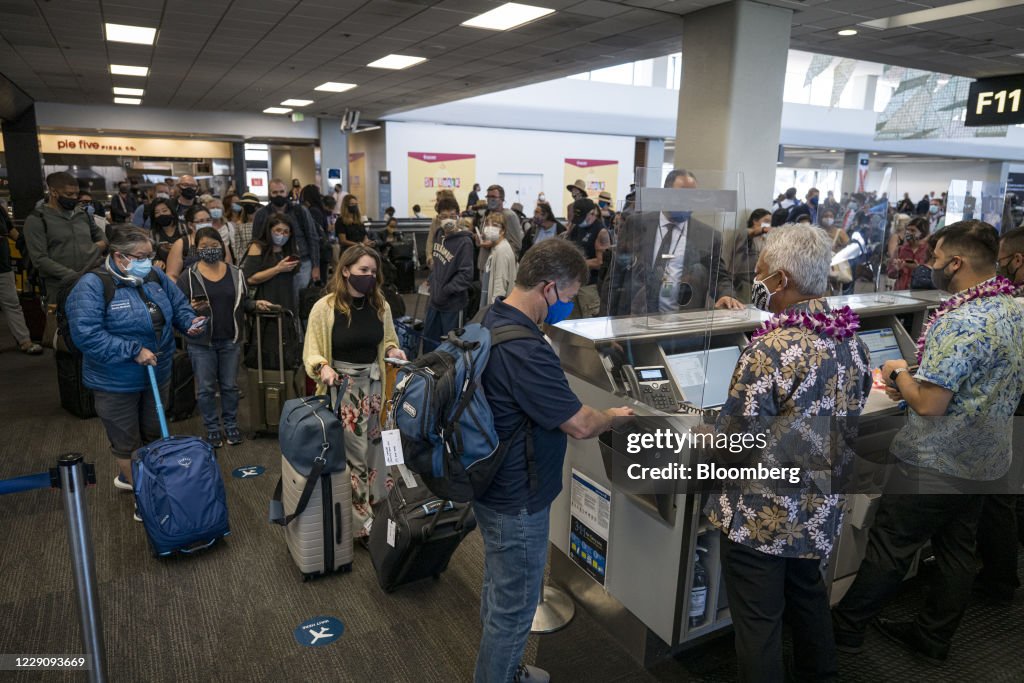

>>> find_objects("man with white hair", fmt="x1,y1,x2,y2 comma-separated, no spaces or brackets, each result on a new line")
705,224,873,683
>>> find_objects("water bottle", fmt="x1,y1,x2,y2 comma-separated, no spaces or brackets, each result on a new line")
689,546,709,628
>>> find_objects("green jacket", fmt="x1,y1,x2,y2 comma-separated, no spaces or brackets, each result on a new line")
23,203,106,296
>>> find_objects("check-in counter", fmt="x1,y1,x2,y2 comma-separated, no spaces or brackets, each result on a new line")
545,292,930,666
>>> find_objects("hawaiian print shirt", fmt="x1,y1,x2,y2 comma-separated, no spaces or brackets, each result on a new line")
891,285,1024,480
704,299,873,560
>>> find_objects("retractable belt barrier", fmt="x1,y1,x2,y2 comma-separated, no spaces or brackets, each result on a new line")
0,455,107,682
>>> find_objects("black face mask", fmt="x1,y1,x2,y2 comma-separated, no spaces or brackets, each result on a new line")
349,205,360,215
270,195,289,208
119,186,129,194
57,196,78,211
154,214,175,228
179,187,198,200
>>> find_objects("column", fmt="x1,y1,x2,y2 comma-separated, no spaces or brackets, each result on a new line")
1,104,45,221
318,117,347,195
231,142,245,196
674,0,792,215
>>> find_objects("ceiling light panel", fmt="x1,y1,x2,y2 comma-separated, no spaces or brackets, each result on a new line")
263,107,292,114
860,0,1024,30
315,82,357,92
105,23,157,45
367,54,427,70
110,64,149,77
114,97,142,105
281,99,313,106
113,87,144,96
462,3,555,31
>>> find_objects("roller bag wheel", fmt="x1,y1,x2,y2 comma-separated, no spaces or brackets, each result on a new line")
55,350,96,419
278,455,354,579
166,349,196,421
368,470,476,593
134,366,230,557
394,259,416,294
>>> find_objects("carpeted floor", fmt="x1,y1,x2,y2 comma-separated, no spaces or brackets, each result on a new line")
1,338,1022,682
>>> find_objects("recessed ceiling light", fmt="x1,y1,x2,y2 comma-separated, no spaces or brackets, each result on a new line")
281,99,313,107
829,149,838,153
367,54,426,70
263,107,292,115
462,3,555,31
110,64,149,77
113,86,144,96
315,82,357,93
105,23,157,45
838,29,858,36
114,97,142,105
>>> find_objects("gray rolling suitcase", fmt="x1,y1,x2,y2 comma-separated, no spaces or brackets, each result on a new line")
278,455,354,580
246,310,297,435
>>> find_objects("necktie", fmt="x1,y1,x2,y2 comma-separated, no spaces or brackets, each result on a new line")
653,223,675,277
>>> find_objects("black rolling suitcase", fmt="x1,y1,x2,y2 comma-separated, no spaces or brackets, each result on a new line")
368,469,476,592
166,349,196,421
393,259,416,294
55,350,96,418
246,310,299,435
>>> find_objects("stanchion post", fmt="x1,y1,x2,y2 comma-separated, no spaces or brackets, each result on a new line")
54,454,106,683
530,583,575,635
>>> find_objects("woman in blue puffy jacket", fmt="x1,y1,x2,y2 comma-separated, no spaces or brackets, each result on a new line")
67,226,205,521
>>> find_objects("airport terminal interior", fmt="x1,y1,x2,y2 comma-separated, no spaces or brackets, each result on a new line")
2,1,1024,682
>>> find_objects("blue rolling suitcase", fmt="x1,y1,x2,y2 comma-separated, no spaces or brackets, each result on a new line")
134,366,231,557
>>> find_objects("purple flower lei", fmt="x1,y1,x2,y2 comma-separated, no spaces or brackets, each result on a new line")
916,276,1017,362
751,305,860,342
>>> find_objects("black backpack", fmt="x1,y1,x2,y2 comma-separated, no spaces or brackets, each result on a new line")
55,266,159,355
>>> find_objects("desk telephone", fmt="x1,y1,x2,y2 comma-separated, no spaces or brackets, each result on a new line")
622,365,709,418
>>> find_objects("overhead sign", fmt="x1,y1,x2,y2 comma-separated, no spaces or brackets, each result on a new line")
966,74,1024,127
37,134,232,158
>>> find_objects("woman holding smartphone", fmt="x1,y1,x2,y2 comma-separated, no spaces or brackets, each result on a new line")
243,214,301,312
178,227,273,447
887,216,930,290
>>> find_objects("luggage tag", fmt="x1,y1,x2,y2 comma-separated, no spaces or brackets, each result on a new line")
382,429,404,467
387,519,397,547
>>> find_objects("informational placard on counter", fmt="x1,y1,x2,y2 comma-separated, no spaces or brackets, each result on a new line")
569,469,611,586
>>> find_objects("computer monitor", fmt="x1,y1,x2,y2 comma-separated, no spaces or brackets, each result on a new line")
859,328,905,369
665,346,742,409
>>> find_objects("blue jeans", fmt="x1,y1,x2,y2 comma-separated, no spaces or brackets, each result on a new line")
473,501,550,683
423,306,462,352
187,339,241,432
292,258,313,306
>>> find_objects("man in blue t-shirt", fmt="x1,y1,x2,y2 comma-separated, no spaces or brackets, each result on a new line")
475,239,633,683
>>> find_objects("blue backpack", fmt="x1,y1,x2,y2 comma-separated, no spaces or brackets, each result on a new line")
133,366,230,557
390,323,536,503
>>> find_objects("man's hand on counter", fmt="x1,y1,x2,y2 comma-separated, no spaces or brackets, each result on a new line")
715,296,745,311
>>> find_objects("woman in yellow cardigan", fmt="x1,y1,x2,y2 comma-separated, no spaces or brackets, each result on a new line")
303,245,406,539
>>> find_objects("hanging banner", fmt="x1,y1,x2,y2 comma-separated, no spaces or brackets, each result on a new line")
563,158,618,208
348,152,366,209
857,153,870,193
378,171,392,219
37,134,231,158
407,152,476,218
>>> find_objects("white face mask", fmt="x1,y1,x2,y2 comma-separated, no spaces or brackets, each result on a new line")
194,222,213,230
760,221,770,230
751,271,781,311
821,218,834,227
483,226,500,242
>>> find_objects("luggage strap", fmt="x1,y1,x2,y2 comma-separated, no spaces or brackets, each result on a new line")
268,379,350,526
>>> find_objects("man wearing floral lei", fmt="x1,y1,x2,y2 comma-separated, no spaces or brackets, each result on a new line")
703,223,873,683
834,221,1024,664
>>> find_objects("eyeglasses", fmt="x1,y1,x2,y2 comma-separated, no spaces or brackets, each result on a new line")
127,252,156,261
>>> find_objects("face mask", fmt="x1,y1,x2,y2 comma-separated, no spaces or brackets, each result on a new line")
348,205,360,215
179,187,198,200
598,201,609,209
293,182,301,188
906,234,918,243
486,198,500,211
154,214,175,228
119,186,129,194
270,195,289,208
929,205,939,214
155,192,170,199
999,257,1022,282
197,247,223,264
751,271,780,311
440,218,458,234
124,256,153,279
809,196,819,206
194,222,214,230
483,226,500,242
57,196,78,211
538,194,546,202
579,217,593,228
666,210,692,225
271,233,289,247
544,283,574,325
84,204,96,215
477,209,486,217
760,221,771,230
931,259,957,291
231,203,242,213
209,208,223,220
821,218,834,227
348,273,376,296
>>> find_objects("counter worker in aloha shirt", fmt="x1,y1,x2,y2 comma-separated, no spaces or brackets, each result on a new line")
704,224,873,683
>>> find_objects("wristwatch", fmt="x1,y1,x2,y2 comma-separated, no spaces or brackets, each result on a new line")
889,367,908,383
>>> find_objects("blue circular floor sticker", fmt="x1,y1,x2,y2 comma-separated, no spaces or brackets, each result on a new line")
231,465,265,479
294,616,344,647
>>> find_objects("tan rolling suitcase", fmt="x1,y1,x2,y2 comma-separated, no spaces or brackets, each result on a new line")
278,454,354,580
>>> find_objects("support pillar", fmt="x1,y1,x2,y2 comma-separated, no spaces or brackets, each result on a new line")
675,0,792,215
231,142,245,196
318,117,347,195
1,105,45,221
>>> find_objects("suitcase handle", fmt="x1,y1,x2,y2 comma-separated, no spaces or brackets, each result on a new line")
178,537,219,554
146,365,170,440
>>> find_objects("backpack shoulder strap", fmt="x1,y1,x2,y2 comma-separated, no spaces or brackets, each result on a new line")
88,268,117,308
489,324,537,346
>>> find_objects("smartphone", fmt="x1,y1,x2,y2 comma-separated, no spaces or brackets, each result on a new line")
285,255,299,263
192,295,209,304
188,316,209,332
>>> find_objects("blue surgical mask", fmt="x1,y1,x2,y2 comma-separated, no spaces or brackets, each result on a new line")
666,211,692,224
543,282,574,325
125,257,153,279
231,203,243,213
209,208,223,220
271,233,289,246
